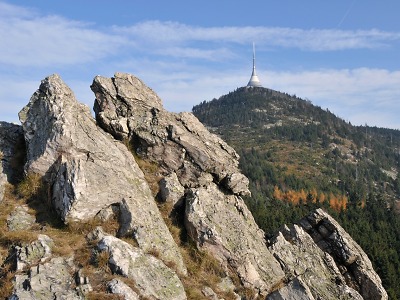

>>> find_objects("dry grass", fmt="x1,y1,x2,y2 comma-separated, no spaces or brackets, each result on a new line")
16,173,42,200
0,261,15,299
179,241,237,299
86,292,123,300
157,199,246,299
0,184,38,249
135,156,162,197
122,137,163,197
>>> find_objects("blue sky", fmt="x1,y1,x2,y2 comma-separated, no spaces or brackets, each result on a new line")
1,1,400,129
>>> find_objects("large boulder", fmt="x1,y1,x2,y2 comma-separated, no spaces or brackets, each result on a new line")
298,209,388,300
185,183,285,296
18,74,186,275
90,72,250,196
98,235,186,300
0,122,24,202
268,224,363,299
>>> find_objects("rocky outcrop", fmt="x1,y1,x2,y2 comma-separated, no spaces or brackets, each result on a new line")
298,209,388,300
90,72,250,196
9,235,86,299
0,122,24,202
18,74,186,275
269,224,363,299
11,257,83,300
97,235,186,300
266,209,388,299
185,183,285,295
91,73,287,295
1,72,388,299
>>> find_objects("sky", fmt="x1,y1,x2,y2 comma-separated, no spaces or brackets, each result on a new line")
1,1,400,129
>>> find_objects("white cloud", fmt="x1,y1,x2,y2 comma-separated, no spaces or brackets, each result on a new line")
265,68,400,128
0,2,399,130
116,21,400,51
0,4,125,67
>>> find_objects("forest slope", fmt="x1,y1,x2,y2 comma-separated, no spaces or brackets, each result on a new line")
193,86,400,299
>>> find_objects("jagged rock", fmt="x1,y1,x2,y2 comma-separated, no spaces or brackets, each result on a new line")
298,208,388,300
217,276,241,299
185,183,285,295
11,234,53,271
158,171,185,206
97,235,186,300
108,279,139,300
0,122,24,202
267,278,316,300
268,224,362,299
7,205,35,231
10,257,83,300
201,286,219,300
18,74,186,275
90,72,250,196
86,226,106,243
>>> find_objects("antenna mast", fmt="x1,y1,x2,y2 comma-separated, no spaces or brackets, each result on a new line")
247,42,262,87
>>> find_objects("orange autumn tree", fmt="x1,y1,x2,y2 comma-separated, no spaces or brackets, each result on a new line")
273,186,348,212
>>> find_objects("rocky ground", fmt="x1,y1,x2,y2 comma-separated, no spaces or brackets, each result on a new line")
0,73,388,299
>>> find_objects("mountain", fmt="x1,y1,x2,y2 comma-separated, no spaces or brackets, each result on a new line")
193,86,400,299
0,74,389,299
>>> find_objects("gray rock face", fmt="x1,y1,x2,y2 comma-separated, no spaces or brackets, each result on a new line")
298,209,388,300
185,183,285,295
107,279,139,300
0,122,24,202
158,171,184,206
91,73,288,295
97,235,186,300
267,278,316,300
108,279,139,300
90,72,250,196
268,224,362,299
11,234,53,271
7,205,35,231
11,257,83,300
18,74,186,275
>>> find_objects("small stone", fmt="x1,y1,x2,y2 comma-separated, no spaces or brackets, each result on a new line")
108,279,139,300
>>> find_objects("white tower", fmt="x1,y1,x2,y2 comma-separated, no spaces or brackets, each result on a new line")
247,43,262,87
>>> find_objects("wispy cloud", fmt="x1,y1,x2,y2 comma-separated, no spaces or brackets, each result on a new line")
116,21,400,52
0,2,399,129
0,3,125,67
266,68,400,128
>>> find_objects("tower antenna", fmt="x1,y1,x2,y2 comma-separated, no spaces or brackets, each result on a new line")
247,42,262,87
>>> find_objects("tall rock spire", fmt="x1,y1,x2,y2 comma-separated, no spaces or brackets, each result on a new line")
247,42,262,87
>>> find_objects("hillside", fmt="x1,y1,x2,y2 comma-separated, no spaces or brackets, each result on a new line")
193,86,400,299
0,73,389,299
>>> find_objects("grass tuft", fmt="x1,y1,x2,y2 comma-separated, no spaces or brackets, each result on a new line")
16,173,42,200
0,261,15,299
